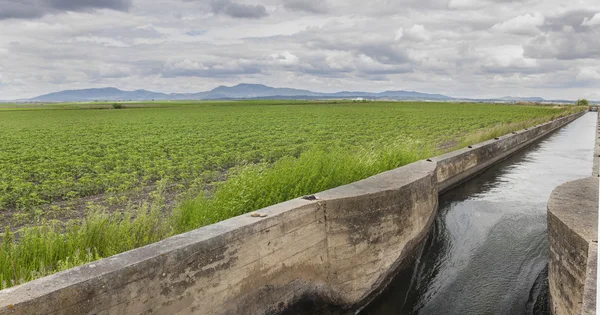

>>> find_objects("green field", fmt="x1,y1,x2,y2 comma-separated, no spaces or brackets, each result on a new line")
0,100,583,288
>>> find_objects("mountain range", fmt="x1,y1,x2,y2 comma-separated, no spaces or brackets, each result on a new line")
21,83,559,103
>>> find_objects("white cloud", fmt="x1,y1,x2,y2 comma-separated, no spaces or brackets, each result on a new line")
576,67,600,81
448,0,483,9
269,51,300,65
492,13,544,35
582,12,600,26
402,24,431,41
394,28,403,41
70,36,130,47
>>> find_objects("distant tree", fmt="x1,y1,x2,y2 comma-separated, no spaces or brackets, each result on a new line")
576,99,589,106
112,103,122,109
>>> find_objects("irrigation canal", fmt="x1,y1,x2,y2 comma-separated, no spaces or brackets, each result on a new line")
362,112,597,315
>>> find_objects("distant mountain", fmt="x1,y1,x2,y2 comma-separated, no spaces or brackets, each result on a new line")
202,83,320,98
25,84,571,103
500,96,546,102
27,83,454,102
377,90,449,99
31,87,167,102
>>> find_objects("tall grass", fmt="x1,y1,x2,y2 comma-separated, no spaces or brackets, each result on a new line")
0,109,584,289
458,114,573,148
171,141,430,232
0,140,430,288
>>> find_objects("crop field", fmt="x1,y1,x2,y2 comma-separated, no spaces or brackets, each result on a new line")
0,100,583,288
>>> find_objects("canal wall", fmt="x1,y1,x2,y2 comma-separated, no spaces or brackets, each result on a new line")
548,177,598,315
548,111,599,315
0,111,585,315
594,111,600,177
434,112,585,193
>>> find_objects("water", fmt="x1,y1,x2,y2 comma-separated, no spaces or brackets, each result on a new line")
363,113,597,315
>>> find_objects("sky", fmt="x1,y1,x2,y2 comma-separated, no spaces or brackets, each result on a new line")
0,0,599,100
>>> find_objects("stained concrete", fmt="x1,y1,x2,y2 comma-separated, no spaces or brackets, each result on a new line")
0,111,586,315
582,243,597,315
548,177,599,315
593,112,600,177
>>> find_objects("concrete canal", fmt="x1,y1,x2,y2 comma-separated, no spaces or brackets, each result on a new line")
363,112,597,315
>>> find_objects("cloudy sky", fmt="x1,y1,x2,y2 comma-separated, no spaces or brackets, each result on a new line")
1,0,599,100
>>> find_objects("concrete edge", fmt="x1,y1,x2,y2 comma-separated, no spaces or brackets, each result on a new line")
548,177,599,244
548,176,599,315
0,197,319,305
594,111,600,177
434,111,585,193
582,243,597,315
315,160,434,200
583,110,600,314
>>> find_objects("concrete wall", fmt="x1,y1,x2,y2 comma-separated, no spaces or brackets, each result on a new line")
582,243,597,315
593,112,599,177
549,111,599,315
548,177,598,315
0,111,585,315
434,112,585,193
0,162,438,315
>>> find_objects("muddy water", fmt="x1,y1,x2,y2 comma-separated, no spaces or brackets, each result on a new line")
362,112,597,315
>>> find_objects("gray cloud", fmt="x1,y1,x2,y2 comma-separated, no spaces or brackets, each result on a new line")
161,58,262,77
1,0,600,100
0,0,132,20
296,51,412,78
0,2,44,19
47,0,131,11
524,10,600,60
283,0,328,13
480,62,560,75
540,10,596,32
211,0,268,19
524,33,600,60
359,45,410,65
303,30,411,66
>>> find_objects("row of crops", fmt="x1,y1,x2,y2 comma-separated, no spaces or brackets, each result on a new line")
0,101,584,288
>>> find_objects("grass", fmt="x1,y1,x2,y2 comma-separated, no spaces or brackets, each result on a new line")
458,114,573,147
0,100,585,288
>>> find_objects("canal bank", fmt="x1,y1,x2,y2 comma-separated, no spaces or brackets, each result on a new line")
363,112,597,315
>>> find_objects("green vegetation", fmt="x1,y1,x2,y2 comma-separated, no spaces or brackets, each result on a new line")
576,99,590,106
0,100,583,288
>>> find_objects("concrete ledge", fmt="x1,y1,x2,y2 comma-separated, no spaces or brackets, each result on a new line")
434,112,585,193
593,112,600,177
548,177,599,315
0,198,329,315
0,111,586,315
315,161,438,309
582,243,597,315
